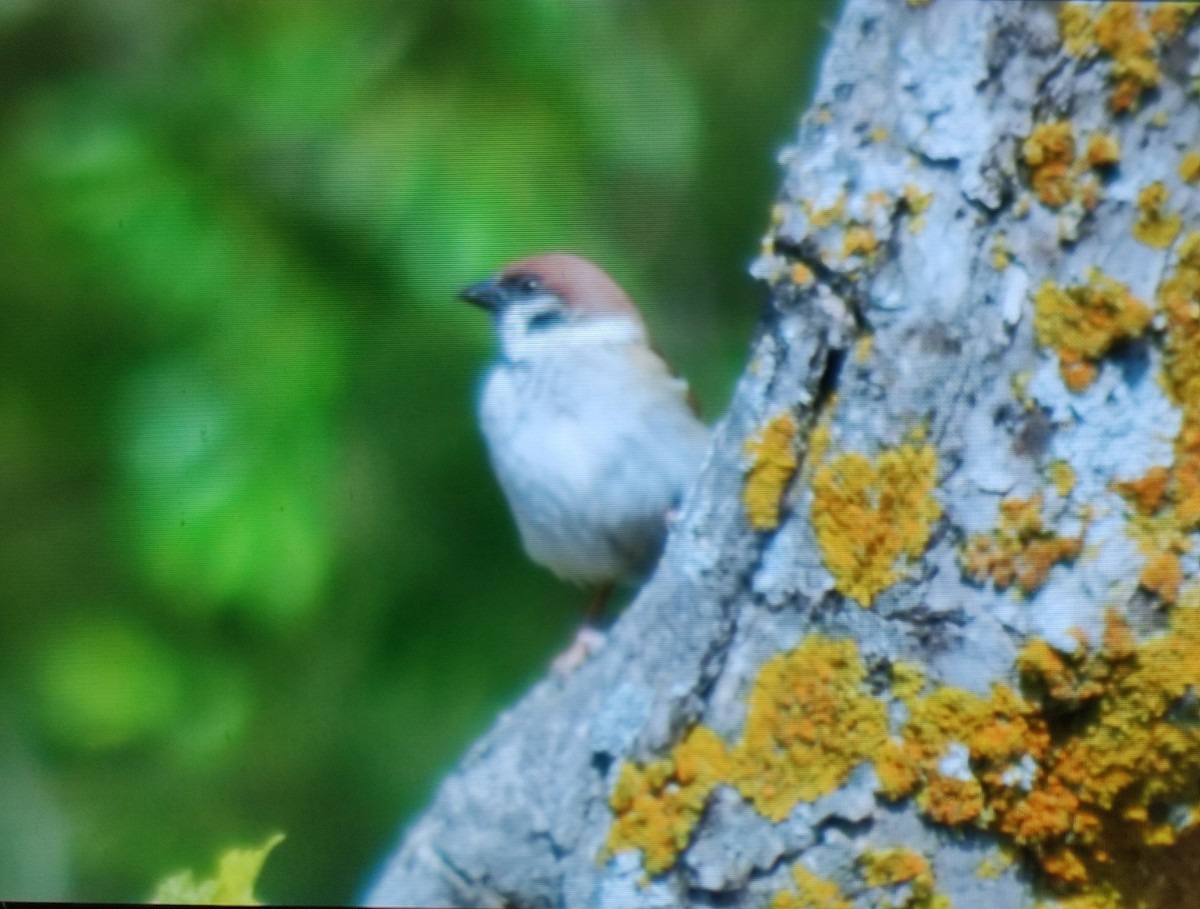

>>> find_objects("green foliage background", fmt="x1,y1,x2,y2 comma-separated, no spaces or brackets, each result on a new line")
0,0,833,902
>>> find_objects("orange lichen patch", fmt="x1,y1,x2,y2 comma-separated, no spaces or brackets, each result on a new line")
1140,550,1182,604
1147,3,1195,38
772,864,852,909
1086,132,1121,169
860,848,946,909
875,740,922,801
810,442,941,606
1022,121,1077,208
842,225,878,260
729,636,889,821
1113,467,1171,515
1133,181,1183,249
869,607,1200,898
1180,150,1200,184
744,413,799,532
791,263,815,287
1032,270,1153,392
605,636,888,874
921,775,986,825
1049,460,1077,497
1059,3,1187,113
1094,3,1162,112
604,725,731,875
960,494,1085,595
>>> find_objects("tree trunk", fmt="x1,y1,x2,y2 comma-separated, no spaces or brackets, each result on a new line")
364,2,1200,906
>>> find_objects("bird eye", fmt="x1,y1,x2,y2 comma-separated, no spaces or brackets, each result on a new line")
519,275,542,295
528,309,565,331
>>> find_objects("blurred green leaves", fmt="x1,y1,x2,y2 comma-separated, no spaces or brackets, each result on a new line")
0,0,834,902
33,616,184,752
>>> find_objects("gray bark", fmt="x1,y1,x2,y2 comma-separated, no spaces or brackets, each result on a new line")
364,2,1200,906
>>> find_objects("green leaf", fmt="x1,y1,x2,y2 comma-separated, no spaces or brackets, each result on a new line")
151,833,284,905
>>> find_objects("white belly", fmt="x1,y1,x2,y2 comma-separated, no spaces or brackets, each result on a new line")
479,346,709,583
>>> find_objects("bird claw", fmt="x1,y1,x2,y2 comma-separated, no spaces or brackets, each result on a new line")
551,626,607,675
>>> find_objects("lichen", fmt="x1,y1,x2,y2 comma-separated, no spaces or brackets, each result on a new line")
903,184,933,233
1094,3,1162,112
729,636,889,821
772,865,852,909
604,726,731,875
1133,181,1183,249
1180,150,1200,184
744,412,799,532
1022,121,1077,208
1059,3,1191,112
1049,460,1077,497
1032,269,1153,392
604,635,888,873
791,263,815,287
860,848,948,909
991,231,1012,270
842,224,879,260
960,494,1085,595
1085,132,1120,170
876,605,1200,902
811,441,941,606
1106,234,1200,604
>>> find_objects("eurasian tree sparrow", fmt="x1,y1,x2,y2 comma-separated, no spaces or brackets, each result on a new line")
461,253,710,669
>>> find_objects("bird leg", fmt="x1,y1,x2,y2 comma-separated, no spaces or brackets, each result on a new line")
550,582,614,675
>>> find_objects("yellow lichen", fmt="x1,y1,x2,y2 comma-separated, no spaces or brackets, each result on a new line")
605,636,888,873
811,442,941,606
604,725,731,875
806,194,846,229
882,606,1200,900
892,660,926,705
1059,3,1096,57
1060,3,1188,112
991,231,1012,270
1133,181,1182,249
1049,460,1077,497
1147,3,1195,38
730,636,889,821
854,334,873,365
1094,3,1162,113
1102,235,1200,604
773,865,852,909
903,184,933,233
791,263,815,287
744,413,799,532
1022,121,1077,208
961,494,1085,595
975,851,1014,880
1032,269,1153,392
1086,132,1121,169
1180,150,1200,184
842,225,879,260
860,848,947,909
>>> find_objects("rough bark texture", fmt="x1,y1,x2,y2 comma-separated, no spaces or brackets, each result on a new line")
365,2,1200,906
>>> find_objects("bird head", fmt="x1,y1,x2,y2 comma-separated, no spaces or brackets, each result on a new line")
460,253,646,362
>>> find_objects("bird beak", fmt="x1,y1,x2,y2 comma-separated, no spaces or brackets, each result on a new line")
459,278,507,312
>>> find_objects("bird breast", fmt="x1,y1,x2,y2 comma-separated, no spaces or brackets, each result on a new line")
479,340,709,583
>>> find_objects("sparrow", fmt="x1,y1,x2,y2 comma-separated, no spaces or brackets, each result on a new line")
460,253,710,670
